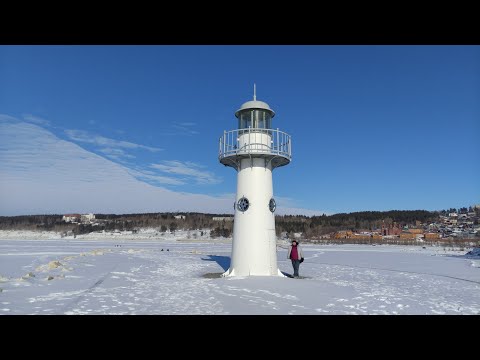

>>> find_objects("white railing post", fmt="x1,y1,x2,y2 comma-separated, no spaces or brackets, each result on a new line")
235,129,239,154
288,136,292,158
276,128,279,155
248,126,251,152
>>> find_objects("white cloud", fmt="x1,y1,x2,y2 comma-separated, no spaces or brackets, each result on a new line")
65,129,162,152
0,117,232,215
150,160,221,185
22,114,51,126
0,114,325,216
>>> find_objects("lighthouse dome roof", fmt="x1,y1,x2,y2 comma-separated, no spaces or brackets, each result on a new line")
235,100,275,118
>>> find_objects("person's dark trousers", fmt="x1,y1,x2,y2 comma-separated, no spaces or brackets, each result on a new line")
291,259,300,277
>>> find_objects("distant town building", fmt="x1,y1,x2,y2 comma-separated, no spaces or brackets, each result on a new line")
63,213,95,223
212,217,234,221
444,218,458,225
81,213,96,222
381,224,402,236
174,215,186,220
334,230,353,239
62,214,81,223
400,232,416,239
407,228,423,234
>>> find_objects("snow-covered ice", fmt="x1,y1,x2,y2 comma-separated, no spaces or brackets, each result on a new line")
0,233,479,314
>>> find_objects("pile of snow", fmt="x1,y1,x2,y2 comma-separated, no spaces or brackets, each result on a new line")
35,260,70,272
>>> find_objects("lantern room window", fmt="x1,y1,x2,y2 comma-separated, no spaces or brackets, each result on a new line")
238,109,272,129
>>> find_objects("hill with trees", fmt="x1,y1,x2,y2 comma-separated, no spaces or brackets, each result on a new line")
0,209,441,238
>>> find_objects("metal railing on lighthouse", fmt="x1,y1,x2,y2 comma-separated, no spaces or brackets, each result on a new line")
219,127,292,170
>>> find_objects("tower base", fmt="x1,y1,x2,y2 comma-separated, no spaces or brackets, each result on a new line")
221,268,286,278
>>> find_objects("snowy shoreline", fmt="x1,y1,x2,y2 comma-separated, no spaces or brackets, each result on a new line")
0,229,233,243
0,230,476,250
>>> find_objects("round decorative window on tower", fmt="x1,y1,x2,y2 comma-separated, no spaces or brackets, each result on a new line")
269,198,276,213
237,197,250,212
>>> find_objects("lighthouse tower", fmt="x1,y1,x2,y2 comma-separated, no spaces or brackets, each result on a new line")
219,86,292,276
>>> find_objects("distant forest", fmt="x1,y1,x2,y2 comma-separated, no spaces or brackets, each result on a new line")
277,210,438,238
0,210,442,238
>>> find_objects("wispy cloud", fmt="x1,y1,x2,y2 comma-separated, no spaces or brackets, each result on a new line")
64,129,163,162
65,129,162,152
63,128,218,186
171,122,199,135
153,122,199,136
150,160,221,185
0,114,326,216
0,114,20,123
98,147,136,161
128,169,186,186
0,117,235,215
22,114,51,126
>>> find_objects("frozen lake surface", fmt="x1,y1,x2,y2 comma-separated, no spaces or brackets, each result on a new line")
1,235,479,314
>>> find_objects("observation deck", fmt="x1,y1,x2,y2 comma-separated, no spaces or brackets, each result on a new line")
219,127,291,170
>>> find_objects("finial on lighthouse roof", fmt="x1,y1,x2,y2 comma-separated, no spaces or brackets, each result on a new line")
235,84,275,118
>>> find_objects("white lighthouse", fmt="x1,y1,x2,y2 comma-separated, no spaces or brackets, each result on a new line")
219,86,292,276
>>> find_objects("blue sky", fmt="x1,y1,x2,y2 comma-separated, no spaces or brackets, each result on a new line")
0,45,479,215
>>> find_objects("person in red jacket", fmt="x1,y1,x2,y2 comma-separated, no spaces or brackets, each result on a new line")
287,240,304,278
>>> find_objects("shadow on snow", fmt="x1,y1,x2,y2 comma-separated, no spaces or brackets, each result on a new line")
202,255,230,271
